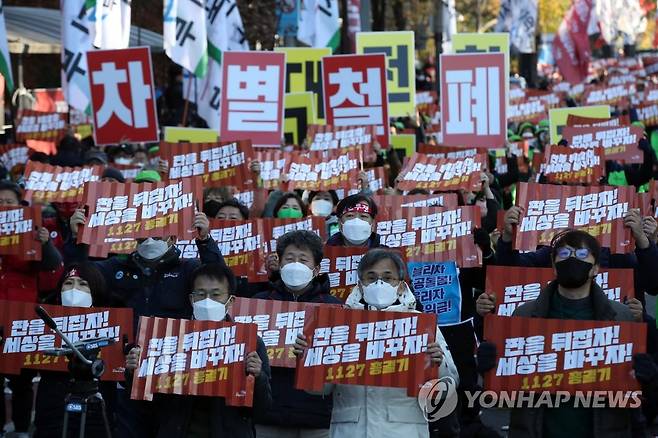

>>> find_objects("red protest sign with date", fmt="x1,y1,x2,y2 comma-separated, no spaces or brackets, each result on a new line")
319,246,370,302
322,53,390,148
87,47,158,145
0,301,133,381
220,51,286,147
440,53,506,148
513,182,635,254
540,144,604,185
24,162,104,204
483,315,645,393
562,125,643,164
486,266,634,317
294,306,438,396
508,99,548,124
284,149,361,191
0,206,42,261
78,179,200,253
0,144,30,172
159,140,255,189
15,110,67,143
396,153,486,192
130,316,257,405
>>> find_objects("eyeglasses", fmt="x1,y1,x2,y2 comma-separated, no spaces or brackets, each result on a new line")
189,290,231,302
362,274,400,287
556,247,590,260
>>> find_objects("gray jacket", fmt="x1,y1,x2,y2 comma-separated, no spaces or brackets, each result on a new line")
509,281,636,438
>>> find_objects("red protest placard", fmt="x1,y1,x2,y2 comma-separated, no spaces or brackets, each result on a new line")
322,53,390,148
440,53,506,148
417,144,481,159
255,150,289,190
319,246,370,302
581,84,631,107
220,51,286,147
24,162,104,204
483,315,645,393
78,179,200,254
635,102,658,127
0,301,133,381
376,206,481,267
513,182,635,254
396,153,486,192
294,306,438,396
566,114,631,128
562,125,644,164
87,47,158,145
0,144,30,172
508,99,548,124
234,187,269,210
87,238,137,258
232,298,329,368
526,90,563,109
486,266,634,317
130,316,257,405
643,84,658,103
159,140,255,189
371,194,459,211
306,124,377,162
540,144,604,185
0,206,42,261
15,110,67,143
284,149,361,191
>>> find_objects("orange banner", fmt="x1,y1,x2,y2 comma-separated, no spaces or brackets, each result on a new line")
0,206,42,261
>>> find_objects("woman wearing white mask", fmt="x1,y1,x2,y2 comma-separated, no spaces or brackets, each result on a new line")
34,263,115,438
253,230,342,438
326,194,385,248
308,190,340,237
294,249,459,438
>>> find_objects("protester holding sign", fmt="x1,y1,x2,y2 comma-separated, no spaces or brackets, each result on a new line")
253,230,341,438
326,194,384,248
293,248,458,437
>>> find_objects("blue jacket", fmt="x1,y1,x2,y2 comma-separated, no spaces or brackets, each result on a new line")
495,239,658,297
252,274,341,429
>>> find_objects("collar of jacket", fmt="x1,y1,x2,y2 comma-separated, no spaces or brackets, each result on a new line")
131,245,181,276
531,280,617,320
270,273,331,301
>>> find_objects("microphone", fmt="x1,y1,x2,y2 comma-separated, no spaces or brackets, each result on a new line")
34,305,92,365
35,305,59,332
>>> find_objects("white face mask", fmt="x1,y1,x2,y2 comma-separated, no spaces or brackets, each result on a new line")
311,199,333,217
61,288,93,308
280,262,314,291
137,238,169,260
342,218,372,244
193,298,227,322
362,280,399,309
114,157,133,165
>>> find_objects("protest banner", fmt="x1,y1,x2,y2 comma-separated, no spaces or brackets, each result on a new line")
636,102,658,127
356,31,415,116
163,127,219,143
371,193,460,210
284,149,361,191
549,106,611,144
643,84,658,103
581,84,632,107
439,53,507,148
276,47,331,124
0,144,29,173
526,89,563,109
318,246,370,302
284,92,316,146
566,114,631,128
483,315,645,393
485,266,634,317
540,144,604,185
335,166,387,199
130,316,257,405
416,90,438,115
508,99,548,124
77,179,200,255
87,237,137,259
15,110,67,144
306,124,377,161
396,153,486,192
0,301,133,381
294,306,438,396
322,53,390,148
159,140,254,188
220,51,286,147
254,150,289,190
376,206,482,267
408,261,461,325
87,47,158,145
416,144,482,160
390,134,416,158
233,188,269,210
113,163,144,181
0,206,42,261
232,298,330,368
24,162,103,204
562,125,643,164
513,182,634,254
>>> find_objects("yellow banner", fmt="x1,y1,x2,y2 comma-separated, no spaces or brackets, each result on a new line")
390,134,416,158
163,127,219,143
356,31,416,117
276,47,331,125
548,106,611,144
284,92,316,146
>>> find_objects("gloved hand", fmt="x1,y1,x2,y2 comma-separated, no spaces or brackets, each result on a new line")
633,353,658,385
476,341,497,374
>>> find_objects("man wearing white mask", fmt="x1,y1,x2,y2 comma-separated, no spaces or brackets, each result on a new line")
125,263,272,438
326,194,385,248
253,230,342,438
294,249,460,438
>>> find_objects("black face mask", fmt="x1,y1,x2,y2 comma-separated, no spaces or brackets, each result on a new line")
555,258,593,289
